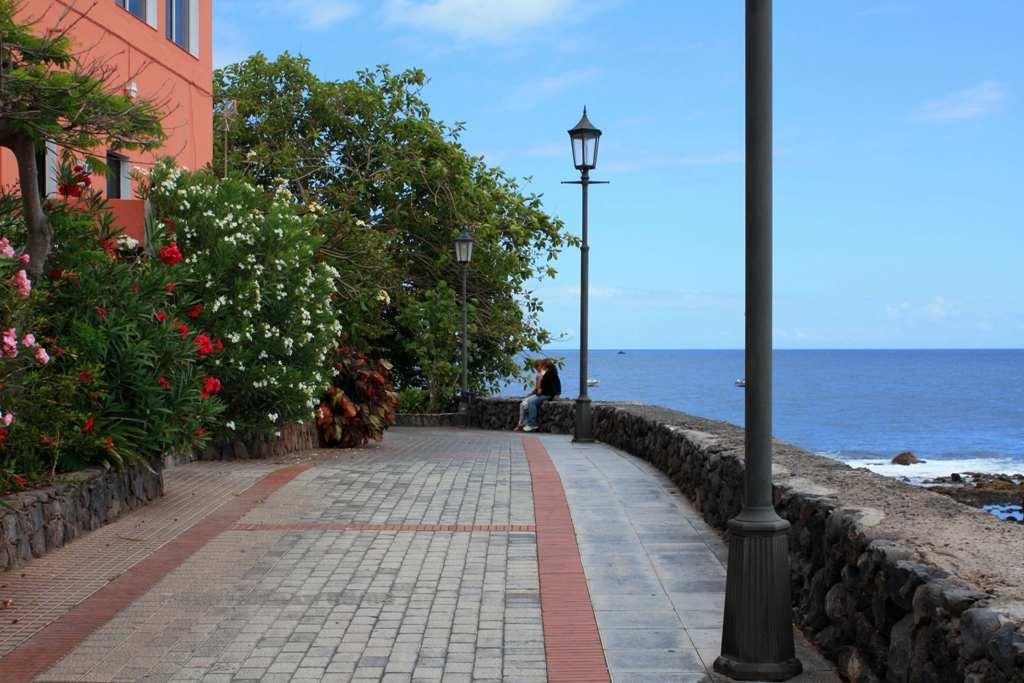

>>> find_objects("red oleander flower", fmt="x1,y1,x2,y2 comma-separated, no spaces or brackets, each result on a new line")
95,306,107,317
39,435,53,447
213,338,224,352
176,322,190,337
187,305,203,318
164,282,176,293
200,375,222,399
194,427,208,439
158,376,172,390
104,436,115,452
82,417,95,434
194,334,214,356
100,239,117,257
12,473,25,489
79,371,93,385
154,310,168,323
131,284,141,294
158,242,182,266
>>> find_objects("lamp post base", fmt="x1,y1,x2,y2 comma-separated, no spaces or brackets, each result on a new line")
573,397,593,443
714,509,802,681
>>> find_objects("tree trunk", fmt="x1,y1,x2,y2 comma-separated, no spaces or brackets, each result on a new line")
6,134,51,281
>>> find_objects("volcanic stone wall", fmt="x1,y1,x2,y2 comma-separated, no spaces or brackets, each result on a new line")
198,421,318,460
0,460,163,572
469,397,1024,682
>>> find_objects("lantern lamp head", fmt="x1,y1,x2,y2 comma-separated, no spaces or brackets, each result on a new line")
454,227,474,264
568,106,602,172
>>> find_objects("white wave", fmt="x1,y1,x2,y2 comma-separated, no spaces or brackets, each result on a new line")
841,456,1024,483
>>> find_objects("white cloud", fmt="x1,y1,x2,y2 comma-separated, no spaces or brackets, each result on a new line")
916,81,1005,122
236,0,358,30
603,149,742,173
887,296,961,322
384,0,573,43
501,68,601,110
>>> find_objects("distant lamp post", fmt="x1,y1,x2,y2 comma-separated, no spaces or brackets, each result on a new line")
563,107,608,443
455,227,474,408
714,1,802,680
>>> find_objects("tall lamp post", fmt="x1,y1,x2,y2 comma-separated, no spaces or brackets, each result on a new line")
563,108,607,443
714,1,802,680
454,227,474,411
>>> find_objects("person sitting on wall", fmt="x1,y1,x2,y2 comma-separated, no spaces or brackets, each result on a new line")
518,359,561,433
515,359,545,432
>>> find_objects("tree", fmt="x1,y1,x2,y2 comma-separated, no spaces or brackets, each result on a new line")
215,53,574,408
0,1,164,278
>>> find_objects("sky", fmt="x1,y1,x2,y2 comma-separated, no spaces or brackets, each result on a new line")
214,1,1023,350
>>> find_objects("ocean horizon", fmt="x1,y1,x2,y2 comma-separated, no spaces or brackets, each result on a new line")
501,348,1024,480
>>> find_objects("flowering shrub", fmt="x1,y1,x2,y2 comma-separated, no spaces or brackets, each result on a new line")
0,175,223,492
316,348,398,447
143,161,340,435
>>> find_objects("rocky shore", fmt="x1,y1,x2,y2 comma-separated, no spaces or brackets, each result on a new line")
924,472,1024,521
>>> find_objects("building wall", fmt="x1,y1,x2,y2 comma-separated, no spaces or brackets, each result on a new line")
0,0,214,198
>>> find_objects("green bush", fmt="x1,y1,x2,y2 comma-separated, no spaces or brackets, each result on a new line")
397,387,429,414
143,162,340,436
316,347,398,448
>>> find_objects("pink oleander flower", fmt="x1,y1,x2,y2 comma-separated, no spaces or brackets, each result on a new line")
0,238,14,259
18,253,29,264
34,347,49,365
21,333,36,347
12,270,31,298
2,328,17,358
1,413,12,427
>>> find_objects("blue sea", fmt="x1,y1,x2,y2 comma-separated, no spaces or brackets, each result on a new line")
502,349,1024,481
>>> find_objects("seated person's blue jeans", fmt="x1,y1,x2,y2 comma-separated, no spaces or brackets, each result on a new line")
525,394,550,427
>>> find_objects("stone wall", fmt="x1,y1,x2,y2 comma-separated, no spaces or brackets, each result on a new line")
198,421,318,460
395,413,466,428
0,460,163,572
469,398,1024,682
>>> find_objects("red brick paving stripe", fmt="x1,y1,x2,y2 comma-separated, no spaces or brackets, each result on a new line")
0,463,312,683
522,436,611,683
233,522,537,533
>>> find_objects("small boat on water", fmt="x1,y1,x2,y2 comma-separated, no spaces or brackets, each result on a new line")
735,378,746,388
617,350,626,355
587,379,600,387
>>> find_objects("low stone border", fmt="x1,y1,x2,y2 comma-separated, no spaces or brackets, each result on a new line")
0,460,163,572
197,421,318,460
468,397,1024,682
395,412,465,428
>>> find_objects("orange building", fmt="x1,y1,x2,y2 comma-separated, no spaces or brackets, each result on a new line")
0,0,214,240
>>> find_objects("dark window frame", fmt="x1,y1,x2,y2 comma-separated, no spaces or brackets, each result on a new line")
115,0,148,22
165,0,190,51
106,151,124,200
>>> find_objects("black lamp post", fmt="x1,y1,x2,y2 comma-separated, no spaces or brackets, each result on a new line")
563,108,607,443
713,2,802,680
454,227,474,408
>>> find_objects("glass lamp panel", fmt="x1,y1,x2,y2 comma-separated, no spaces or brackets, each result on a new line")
590,135,600,168
571,137,584,169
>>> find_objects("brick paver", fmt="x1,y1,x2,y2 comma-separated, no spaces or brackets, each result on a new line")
0,428,839,682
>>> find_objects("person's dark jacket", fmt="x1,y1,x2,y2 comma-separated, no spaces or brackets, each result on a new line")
539,368,561,397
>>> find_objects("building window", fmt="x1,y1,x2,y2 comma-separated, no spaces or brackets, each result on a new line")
116,0,147,21
166,0,189,50
106,152,131,200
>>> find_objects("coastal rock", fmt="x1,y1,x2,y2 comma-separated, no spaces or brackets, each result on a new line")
892,451,925,465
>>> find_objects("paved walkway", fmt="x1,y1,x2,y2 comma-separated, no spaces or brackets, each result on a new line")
0,429,837,682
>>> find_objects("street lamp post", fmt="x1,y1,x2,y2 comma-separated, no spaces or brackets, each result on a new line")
563,108,607,443
454,228,474,411
714,2,802,680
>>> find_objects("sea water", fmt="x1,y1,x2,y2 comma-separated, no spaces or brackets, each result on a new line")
503,349,1024,480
